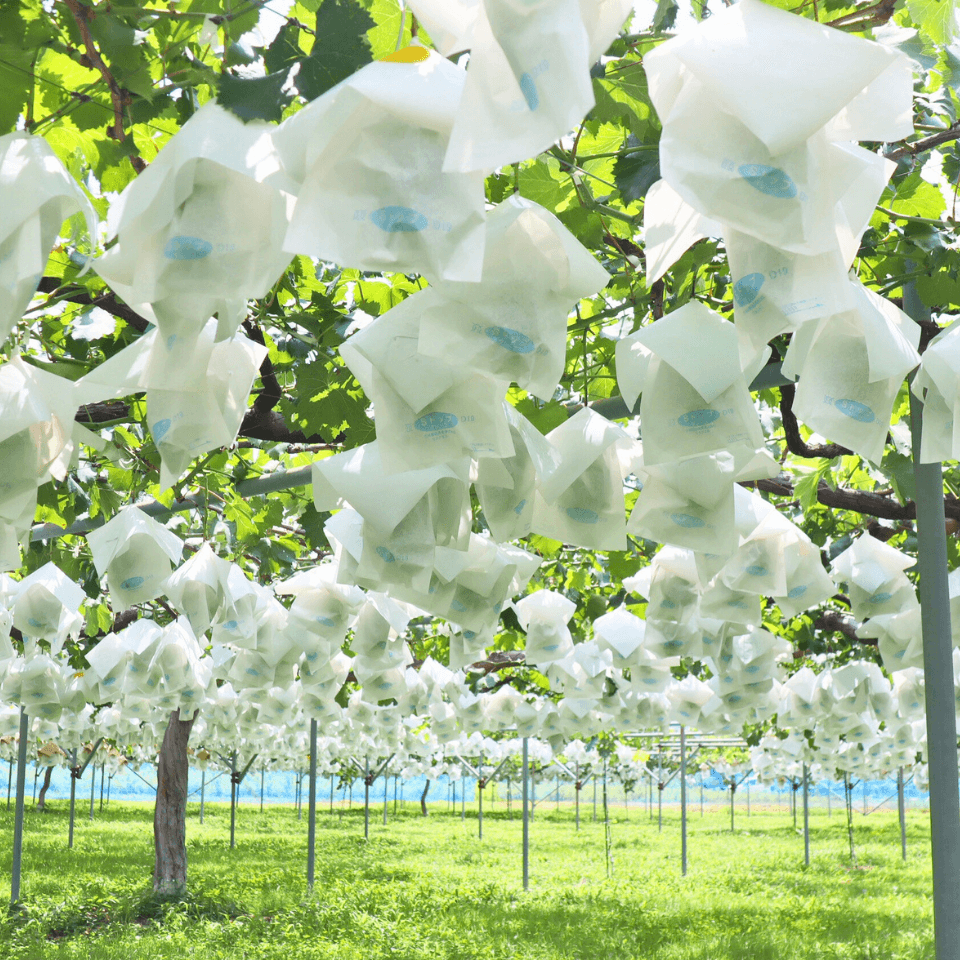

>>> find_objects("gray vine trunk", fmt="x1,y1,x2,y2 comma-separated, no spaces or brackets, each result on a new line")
154,708,196,895
420,780,429,816
36,766,54,810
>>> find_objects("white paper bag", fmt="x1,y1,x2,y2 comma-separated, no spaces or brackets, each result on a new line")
0,133,98,345
276,45,486,282
12,562,85,651
87,506,184,610
416,194,610,400
475,403,561,542
645,0,912,156
95,102,296,341
531,408,629,550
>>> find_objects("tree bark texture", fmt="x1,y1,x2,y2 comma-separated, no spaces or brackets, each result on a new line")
420,780,430,816
154,709,196,895
36,765,54,810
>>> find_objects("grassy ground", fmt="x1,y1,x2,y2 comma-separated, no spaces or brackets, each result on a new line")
0,795,935,960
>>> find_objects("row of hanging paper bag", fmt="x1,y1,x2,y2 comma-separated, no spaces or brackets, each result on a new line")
637,0,960,471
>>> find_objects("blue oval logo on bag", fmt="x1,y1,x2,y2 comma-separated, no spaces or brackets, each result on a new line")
376,546,396,564
28,617,43,629
415,412,458,432
787,585,807,599
103,676,117,686
734,272,765,306
671,512,705,528
868,591,893,604
737,164,798,199
834,398,875,423
316,616,336,627
153,419,171,441
463,630,476,640
223,620,238,630
514,499,527,515
164,236,213,260
660,599,677,609
566,507,599,524
451,599,467,612
485,326,535,354
678,409,720,428
746,565,767,577
519,72,539,110
371,206,428,233
121,576,145,590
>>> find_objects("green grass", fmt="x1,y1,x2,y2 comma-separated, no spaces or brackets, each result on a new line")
0,798,935,959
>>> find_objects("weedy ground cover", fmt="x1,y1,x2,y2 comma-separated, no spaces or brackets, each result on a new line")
0,798,934,959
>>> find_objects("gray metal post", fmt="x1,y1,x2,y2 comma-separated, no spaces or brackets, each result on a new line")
10,708,29,906
383,772,388,826
364,759,370,840
99,761,106,811
575,763,580,831
478,756,484,840
68,754,77,849
330,774,335,814
200,769,206,824
908,277,960,960
680,726,688,876
803,763,810,867
522,738,529,891
657,748,663,832
898,767,907,862
229,755,237,849
307,719,317,892
7,757,12,809
261,767,265,812
462,776,466,820
593,775,597,822
89,756,96,820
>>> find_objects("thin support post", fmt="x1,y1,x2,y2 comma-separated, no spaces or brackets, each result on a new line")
99,761,106,812
657,748,663,833
307,719,318,893
7,757,12,809
383,771,388,826
68,754,78,849
730,781,735,833
478,757,484,840
593,775,597,822
680,726,688,877
10,708,29,907
260,767,265,813
364,759,370,840
394,775,398,816
199,769,206,824
229,754,237,850
522,738,530,891
330,774,335,814
575,763,580,832
898,767,907,863
89,756,96,821
803,764,810,867
907,276,960,960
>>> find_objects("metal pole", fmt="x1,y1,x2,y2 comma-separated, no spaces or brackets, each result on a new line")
364,759,370,840
680,726,688,877
89,755,96,821
261,767,265,812
478,756,484,840
899,767,907,862
330,774,335,814
522,738,529,891
68,755,77,849
99,761,106,811
575,763,580,831
462,776,466,820
10,708,29,906
6,757,12,809
229,755,237,850
730,781,735,833
383,771,388,826
747,781,750,818
657,748,663,833
394,775,398,816
307,719,318,892
908,274,960,960
593,775,597,822
200,769,206,824
803,763,810,867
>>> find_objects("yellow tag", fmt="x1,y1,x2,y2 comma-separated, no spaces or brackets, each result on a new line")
381,45,429,64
